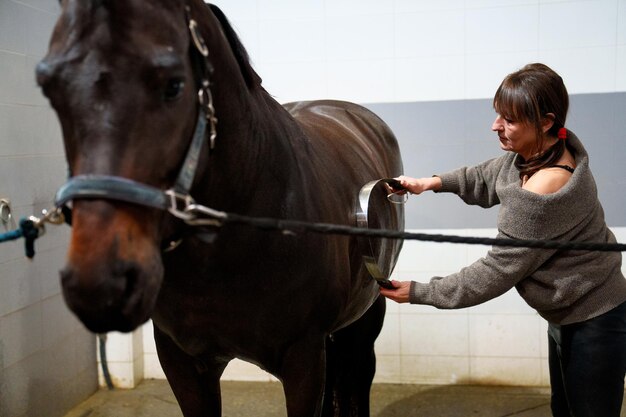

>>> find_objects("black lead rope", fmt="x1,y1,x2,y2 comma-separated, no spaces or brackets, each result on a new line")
221,211,626,253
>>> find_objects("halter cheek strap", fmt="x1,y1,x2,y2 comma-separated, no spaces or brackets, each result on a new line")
173,107,208,194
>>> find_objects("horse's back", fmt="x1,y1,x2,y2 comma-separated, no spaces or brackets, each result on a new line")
283,99,402,178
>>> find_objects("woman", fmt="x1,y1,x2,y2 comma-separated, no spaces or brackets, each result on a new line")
381,63,626,417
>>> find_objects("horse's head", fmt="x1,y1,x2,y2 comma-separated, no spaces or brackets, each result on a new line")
36,0,218,332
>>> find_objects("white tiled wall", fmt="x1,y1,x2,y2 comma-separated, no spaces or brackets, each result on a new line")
210,0,626,103
0,1,98,416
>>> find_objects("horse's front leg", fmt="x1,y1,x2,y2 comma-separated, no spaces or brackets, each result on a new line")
154,325,228,417
278,334,327,417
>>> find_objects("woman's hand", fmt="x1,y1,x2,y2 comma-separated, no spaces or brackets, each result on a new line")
393,175,442,195
379,280,411,303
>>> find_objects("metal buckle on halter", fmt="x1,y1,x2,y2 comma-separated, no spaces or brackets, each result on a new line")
188,19,209,57
187,7,218,152
164,190,224,227
198,84,218,150
184,204,225,227
165,189,196,222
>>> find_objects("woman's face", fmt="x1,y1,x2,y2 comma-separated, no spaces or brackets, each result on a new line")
491,114,538,159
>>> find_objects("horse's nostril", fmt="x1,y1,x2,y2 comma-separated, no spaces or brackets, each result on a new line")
60,260,137,301
123,263,140,299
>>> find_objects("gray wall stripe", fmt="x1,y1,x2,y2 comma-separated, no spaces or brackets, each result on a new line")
366,92,626,229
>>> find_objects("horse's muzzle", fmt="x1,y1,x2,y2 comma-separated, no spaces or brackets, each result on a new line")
60,259,159,332
60,201,163,333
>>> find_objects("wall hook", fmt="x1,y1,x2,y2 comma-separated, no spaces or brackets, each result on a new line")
0,199,12,228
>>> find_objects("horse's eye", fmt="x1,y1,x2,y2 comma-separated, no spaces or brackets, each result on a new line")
163,78,185,101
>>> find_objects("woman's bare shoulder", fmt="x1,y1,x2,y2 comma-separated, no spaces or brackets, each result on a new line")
522,167,573,195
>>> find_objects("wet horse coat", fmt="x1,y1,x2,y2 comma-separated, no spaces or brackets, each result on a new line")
37,1,404,416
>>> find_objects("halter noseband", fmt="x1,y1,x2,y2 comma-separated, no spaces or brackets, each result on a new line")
54,7,217,221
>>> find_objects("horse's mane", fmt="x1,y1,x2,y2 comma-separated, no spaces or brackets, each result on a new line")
207,4,262,89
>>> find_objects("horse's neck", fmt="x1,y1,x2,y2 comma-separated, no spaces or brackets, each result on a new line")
189,2,304,212
191,94,305,221
221,92,300,181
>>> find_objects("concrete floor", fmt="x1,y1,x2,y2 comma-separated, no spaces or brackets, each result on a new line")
63,379,563,417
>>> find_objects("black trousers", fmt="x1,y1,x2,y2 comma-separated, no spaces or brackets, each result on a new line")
548,300,626,417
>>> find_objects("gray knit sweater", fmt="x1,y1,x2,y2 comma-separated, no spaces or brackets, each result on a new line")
409,131,626,324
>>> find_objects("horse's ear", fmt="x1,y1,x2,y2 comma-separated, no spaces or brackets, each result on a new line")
206,3,263,89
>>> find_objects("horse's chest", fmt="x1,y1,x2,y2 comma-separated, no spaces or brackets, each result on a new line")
152,283,286,359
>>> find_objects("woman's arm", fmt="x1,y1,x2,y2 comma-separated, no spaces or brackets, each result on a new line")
394,175,441,194
395,155,511,208
381,239,556,308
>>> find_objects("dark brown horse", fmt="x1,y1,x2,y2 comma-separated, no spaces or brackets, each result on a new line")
37,1,403,416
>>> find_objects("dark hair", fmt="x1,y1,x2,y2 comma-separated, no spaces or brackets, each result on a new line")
493,63,570,179
208,4,262,89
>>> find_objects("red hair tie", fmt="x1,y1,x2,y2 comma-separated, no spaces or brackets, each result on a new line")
558,127,567,140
